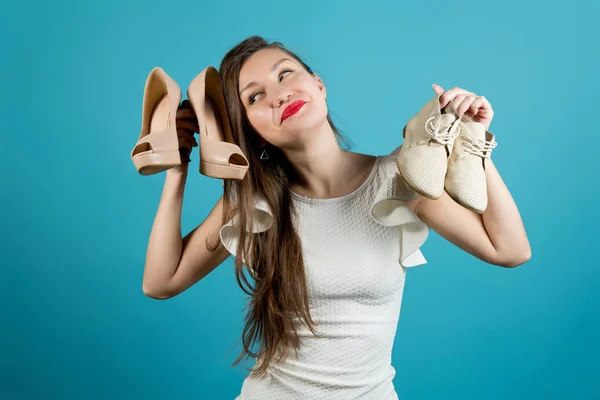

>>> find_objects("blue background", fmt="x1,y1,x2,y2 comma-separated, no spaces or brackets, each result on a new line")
2,0,599,399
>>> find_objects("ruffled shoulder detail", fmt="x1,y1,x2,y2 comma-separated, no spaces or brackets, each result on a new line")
369,145,430,267
219,190,274,262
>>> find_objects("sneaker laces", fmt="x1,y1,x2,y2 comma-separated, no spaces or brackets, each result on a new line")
425,116,461,145
462,130,498,158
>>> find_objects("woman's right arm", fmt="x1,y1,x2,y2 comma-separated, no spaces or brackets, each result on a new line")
141,101,232,299
142,165,231,299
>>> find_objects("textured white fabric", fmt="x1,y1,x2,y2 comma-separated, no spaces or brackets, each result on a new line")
219,196,274,267
220,149,429,399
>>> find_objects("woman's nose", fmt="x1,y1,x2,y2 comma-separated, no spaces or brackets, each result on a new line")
272,89,293,107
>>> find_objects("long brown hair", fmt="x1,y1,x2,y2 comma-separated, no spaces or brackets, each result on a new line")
207,36,350,377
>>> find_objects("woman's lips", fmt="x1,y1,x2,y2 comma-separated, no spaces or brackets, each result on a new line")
281,100,306,123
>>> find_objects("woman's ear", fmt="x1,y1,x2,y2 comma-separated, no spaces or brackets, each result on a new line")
312,73,327,100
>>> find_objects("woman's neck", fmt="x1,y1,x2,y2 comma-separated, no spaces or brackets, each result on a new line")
284,127,373,199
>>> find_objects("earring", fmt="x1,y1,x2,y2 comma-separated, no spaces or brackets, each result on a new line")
260,148,269,160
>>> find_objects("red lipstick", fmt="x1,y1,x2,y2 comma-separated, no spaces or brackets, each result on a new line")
281,100,306,123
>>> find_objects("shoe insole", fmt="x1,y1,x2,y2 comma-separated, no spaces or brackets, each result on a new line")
133,94,170,156
203,95,247,167
149,94,170,137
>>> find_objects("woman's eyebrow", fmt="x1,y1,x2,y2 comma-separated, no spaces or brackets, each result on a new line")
239,57,293,95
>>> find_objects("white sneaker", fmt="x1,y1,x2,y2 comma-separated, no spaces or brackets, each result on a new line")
444,120,497,213
397,94,462,199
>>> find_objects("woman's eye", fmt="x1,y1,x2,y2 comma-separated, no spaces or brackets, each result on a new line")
279,69,293,82
249,92,261,105
248,69,294,105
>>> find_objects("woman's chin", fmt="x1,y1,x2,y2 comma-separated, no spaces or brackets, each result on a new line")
282,107,327,132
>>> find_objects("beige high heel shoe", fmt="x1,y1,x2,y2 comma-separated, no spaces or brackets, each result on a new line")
131,67,182,175
187,66,249,180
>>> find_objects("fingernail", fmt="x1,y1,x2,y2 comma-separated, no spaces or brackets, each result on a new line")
432,83,437,87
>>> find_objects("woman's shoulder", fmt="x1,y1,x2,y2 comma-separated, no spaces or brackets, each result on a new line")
349,145,403,166
347,146,402,175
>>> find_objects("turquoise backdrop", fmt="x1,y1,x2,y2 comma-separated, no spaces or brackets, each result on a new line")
3,0,598,399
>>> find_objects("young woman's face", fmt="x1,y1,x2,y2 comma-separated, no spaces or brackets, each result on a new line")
238,48,328,148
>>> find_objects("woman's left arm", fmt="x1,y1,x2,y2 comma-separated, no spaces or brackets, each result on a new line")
404,84,531,268
406,158,531,268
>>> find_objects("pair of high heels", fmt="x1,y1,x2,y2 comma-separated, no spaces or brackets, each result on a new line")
130,66,249,180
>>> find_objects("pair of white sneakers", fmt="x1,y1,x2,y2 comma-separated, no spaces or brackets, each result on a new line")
397,94,497,214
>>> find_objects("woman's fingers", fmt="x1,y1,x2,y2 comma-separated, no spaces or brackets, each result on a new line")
439,87,475,109
451,94,467,112
179,99,193,109
179,135,198,152
455,95,478,117
177,101,197,119
177,129,197,144
176,108,197,120
177,119,199,133
468,96,486,116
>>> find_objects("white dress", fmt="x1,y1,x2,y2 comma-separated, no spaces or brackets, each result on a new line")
220,147,430,400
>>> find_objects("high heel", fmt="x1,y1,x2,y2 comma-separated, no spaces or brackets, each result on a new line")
131,67,182,175
187,66,249,180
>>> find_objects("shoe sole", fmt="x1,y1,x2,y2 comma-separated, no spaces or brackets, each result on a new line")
133,149,181,175
446,190,485,214
200,159,247,180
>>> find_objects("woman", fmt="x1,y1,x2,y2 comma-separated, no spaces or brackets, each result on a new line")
141,36,531,399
